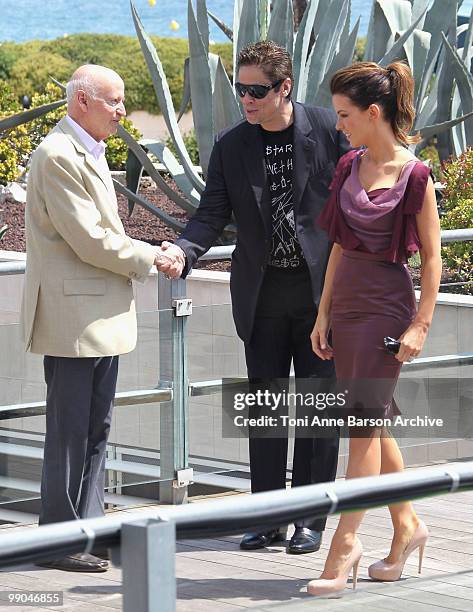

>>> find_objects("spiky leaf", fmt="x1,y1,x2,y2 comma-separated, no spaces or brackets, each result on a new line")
293,0,320,101
314,18,360,108
0,100,65,133
196,0,210,54
267,0,294,54
177,57,191,122
213,57,243,134
417,0,457,110
125,149,143,217
303,0,349,103
207,10,233,41
418,111,473,141
141,139,201,209
236,0,260,66
130,1,204,193
259,0,270,40
378,8,428,67
188,0,214,173
118,124,196,215
441,32,473,146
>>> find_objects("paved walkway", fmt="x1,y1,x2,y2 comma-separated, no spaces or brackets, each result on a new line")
1,461,473,611
127,110,194,140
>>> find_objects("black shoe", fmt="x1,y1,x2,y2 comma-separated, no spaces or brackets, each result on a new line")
36,553,109,572
239,528,287,550
287,527,322,554
92,547,110,560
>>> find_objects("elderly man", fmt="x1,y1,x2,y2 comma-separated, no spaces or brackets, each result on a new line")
21,64,182,573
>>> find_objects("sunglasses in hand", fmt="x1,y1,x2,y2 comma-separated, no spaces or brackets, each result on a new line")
383,336,401,355
235,79,283,99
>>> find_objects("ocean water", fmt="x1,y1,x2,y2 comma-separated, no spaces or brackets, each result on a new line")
1,0,472,45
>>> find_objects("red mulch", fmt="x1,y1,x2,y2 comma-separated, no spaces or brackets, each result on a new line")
0,177,230,272
0,178,460,289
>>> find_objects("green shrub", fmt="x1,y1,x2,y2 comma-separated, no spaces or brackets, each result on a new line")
0,138,25,185
354,36,366,63
0,79,141,180
107,119,141,171
440,148,473,293
166,129,200,166
1,34,233,115
8,50,73,100
418,143,442,181
28,83,67,150
0,43,20,81
0,79,21,112
0,81,32,184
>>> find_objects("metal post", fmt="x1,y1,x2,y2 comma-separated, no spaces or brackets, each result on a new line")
121,518,176,612
158,276,191,504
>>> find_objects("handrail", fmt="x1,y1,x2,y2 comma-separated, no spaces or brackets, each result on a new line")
0,261,25,275
0,462,471,567
0,226,470,273
0,388,172,420
187,353,473,396
441,228,473,243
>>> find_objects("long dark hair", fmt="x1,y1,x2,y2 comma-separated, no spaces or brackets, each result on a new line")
330,61,420,145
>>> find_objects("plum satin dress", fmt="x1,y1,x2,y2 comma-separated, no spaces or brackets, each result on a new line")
319,151,427,420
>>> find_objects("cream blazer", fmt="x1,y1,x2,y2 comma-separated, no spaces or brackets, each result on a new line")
21,117,157,357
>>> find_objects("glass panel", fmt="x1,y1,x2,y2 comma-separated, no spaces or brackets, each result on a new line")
106,306,174,505
0,268,176,519
187,303,251,496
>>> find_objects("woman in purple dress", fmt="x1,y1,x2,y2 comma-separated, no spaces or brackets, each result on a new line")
308,61,442,596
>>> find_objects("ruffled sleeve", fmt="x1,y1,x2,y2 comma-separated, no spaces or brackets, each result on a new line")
401,162,431,258
317,150,361,249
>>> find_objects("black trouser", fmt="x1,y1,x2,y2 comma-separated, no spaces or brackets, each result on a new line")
244,265,339,532
39,355,118,525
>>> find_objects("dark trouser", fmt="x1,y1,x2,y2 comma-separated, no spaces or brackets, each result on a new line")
244,266,339,532
39,355,118,525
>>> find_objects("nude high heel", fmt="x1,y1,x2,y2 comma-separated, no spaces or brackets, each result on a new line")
307,538,363,596
368,520,429,582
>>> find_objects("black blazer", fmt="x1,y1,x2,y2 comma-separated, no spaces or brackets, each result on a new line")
176,102,349,344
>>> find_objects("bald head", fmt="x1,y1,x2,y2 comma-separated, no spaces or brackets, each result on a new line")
66,64,126,142
66,64,123,108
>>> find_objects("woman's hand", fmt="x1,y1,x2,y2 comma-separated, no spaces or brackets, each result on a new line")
310,313,333,360
396,321,429,363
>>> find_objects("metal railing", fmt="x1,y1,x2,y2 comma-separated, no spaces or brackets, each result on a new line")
1,228,473,503
0,462,472,611
1,231,473,610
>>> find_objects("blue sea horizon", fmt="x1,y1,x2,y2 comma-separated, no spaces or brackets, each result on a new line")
2,0,473,45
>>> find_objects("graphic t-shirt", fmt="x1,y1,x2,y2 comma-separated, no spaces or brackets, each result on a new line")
261,124,304,268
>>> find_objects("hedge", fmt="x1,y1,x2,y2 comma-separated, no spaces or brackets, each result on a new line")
0,34,233,115
0,81,141,183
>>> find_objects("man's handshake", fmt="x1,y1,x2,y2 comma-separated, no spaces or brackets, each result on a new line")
154,241,186,279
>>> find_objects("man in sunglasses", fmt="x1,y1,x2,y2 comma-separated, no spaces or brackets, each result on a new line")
163,41,349,555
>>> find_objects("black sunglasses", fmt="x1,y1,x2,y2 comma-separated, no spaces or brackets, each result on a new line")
383,336,401,355
235,79,283,99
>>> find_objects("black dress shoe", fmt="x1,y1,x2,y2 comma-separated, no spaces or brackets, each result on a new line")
287,527,322,554
36,553,109,572
239,528,287,550
92,547,110,560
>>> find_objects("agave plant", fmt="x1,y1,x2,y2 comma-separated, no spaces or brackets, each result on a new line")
0,224,8,242
123,0,473,241
0,100,66,135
